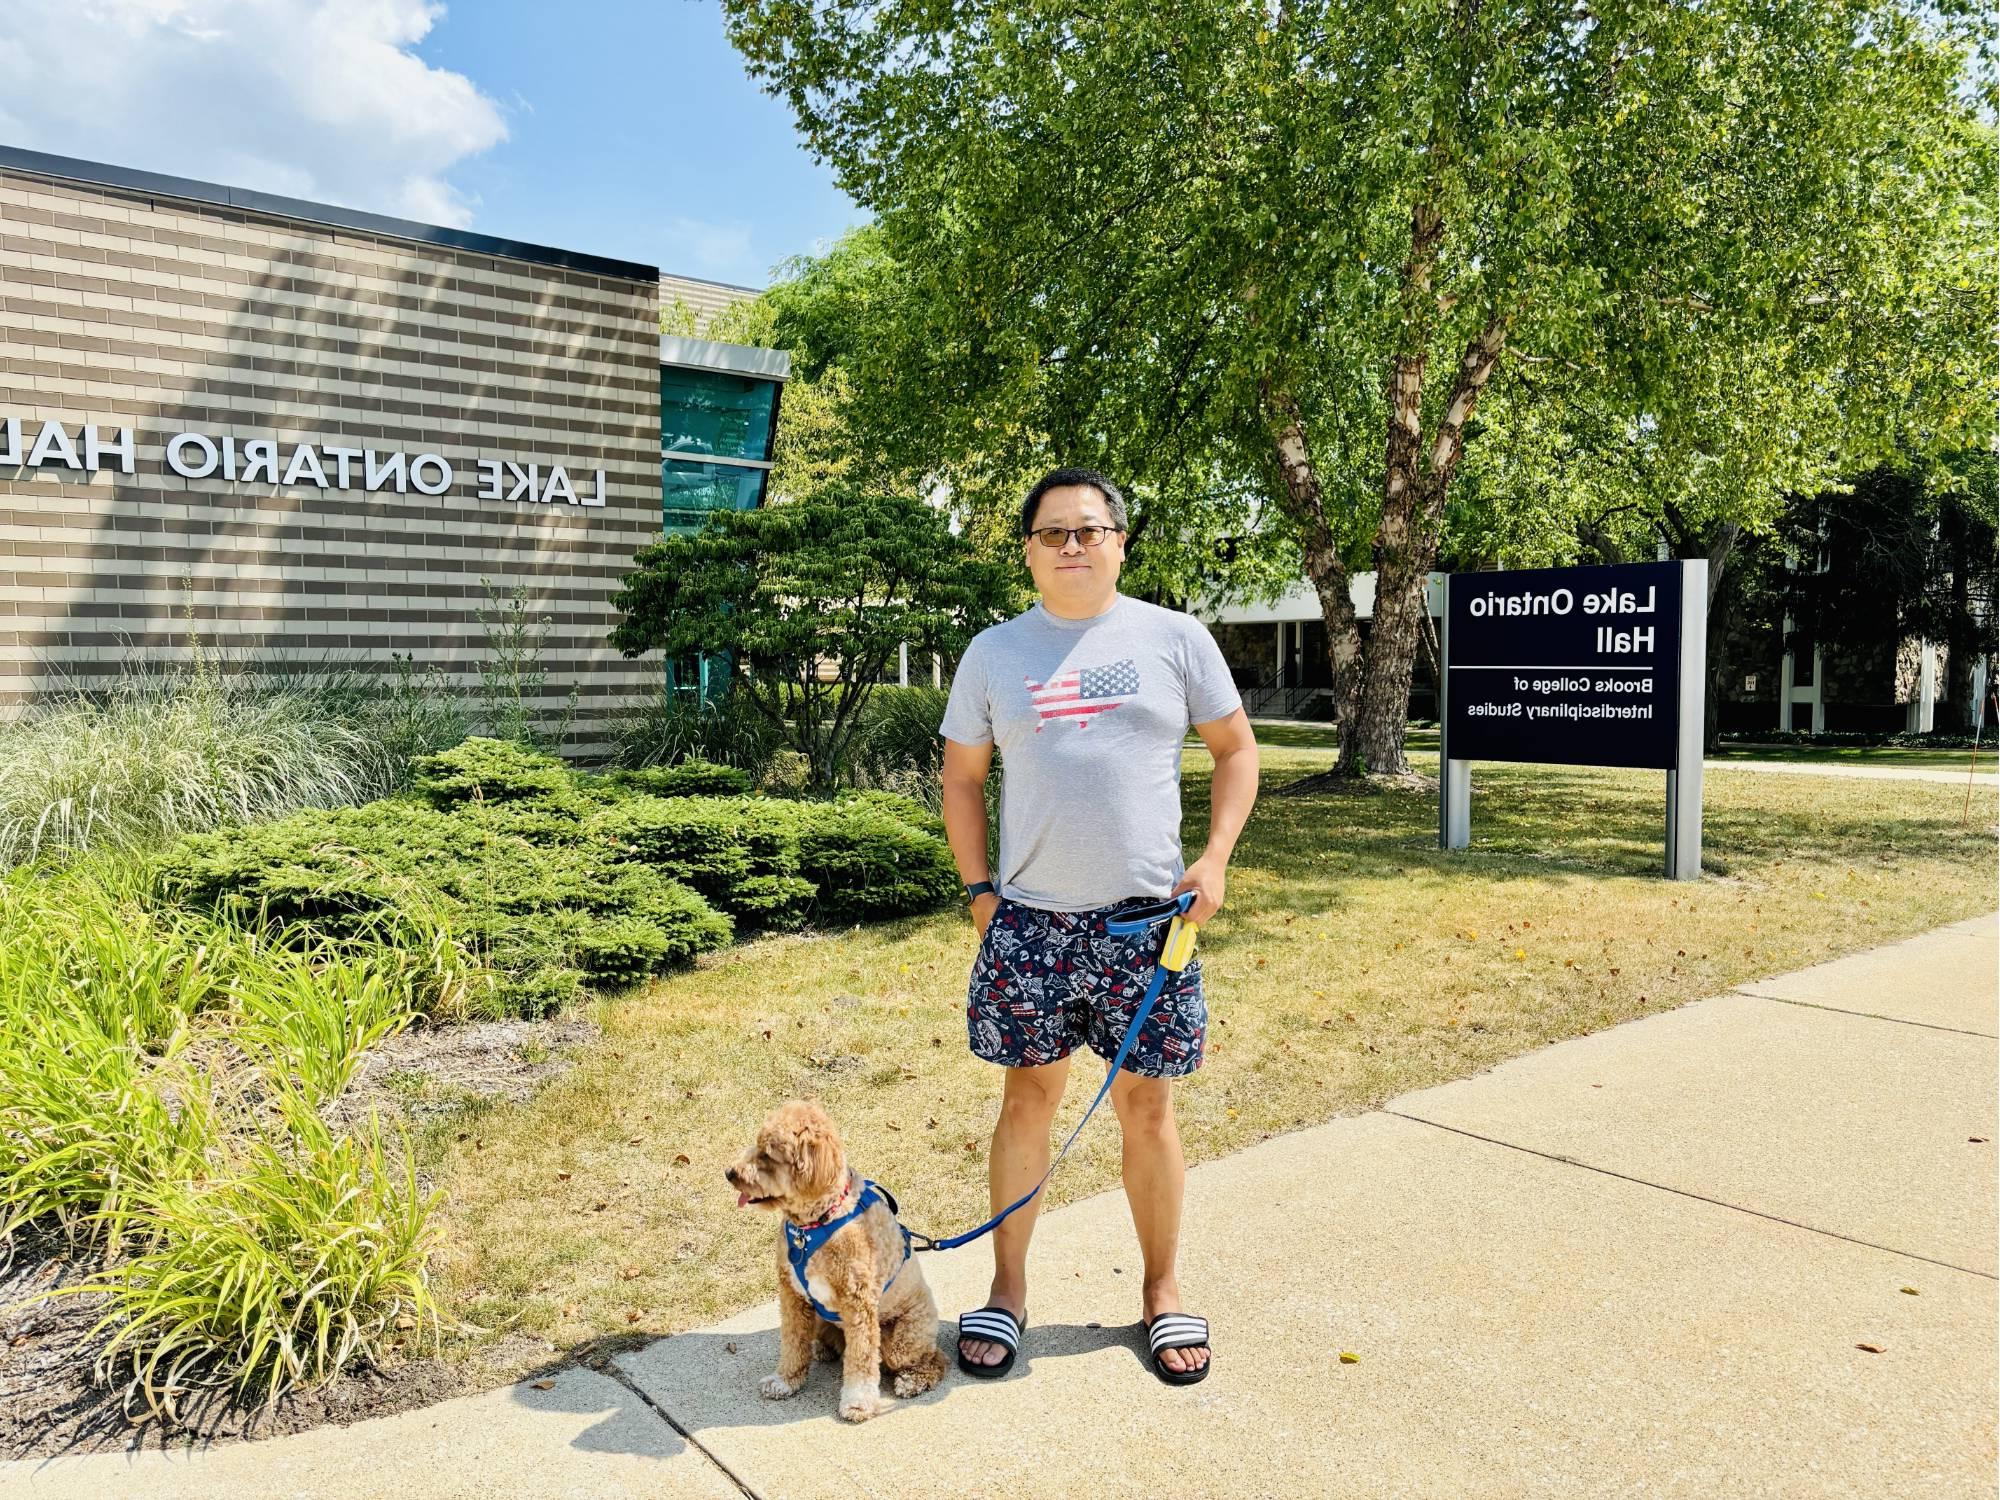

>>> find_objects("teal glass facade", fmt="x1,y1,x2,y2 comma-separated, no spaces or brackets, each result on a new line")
659,358,785,697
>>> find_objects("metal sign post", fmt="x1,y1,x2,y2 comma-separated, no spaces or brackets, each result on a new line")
1439,559,1709,880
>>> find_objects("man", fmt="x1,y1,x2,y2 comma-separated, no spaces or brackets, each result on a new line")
939,467,1259,1385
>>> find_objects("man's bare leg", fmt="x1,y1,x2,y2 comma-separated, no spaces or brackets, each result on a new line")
1110,1069,1207,1375
961,1056,1071,1367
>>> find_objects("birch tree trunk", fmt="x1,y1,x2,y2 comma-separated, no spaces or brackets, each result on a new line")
1352,298,1509,775
1265,385,1366,766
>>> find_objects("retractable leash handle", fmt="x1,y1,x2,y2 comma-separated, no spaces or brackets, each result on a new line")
909,890,1199,1254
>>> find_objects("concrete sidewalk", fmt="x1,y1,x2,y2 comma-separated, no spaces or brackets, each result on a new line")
8,916,1995,1499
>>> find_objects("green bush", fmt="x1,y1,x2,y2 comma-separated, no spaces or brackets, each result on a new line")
798,806,960,922
593,791,957,927
605,759,755,798
155,802,730,1018
412,737,574,809
830,789,948,838
594,797,753,903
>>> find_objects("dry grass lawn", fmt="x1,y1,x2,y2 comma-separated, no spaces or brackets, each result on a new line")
422,739,1997,1378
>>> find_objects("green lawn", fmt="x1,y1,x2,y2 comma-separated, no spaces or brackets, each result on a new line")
421,737,1997,1385
1707,743,1996,772
1233,721,1995,773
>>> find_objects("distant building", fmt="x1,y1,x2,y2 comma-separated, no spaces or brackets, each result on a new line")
1198,574,1446,721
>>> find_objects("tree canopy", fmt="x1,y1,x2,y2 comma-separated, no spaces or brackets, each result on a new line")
610,489,1017,788
722,0,1996,772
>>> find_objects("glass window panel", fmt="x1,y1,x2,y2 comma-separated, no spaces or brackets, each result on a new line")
660,367,780,464
662,458,768,534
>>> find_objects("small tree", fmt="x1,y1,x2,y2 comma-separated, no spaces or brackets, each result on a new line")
610,490,1017,790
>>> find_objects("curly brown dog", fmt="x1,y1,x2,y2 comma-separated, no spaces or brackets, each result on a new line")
725,1099,946,1422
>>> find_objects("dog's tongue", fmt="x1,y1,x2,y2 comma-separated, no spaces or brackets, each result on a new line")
737,1191,752,1208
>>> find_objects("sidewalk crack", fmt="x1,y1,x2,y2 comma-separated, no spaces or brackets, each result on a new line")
585,1353,765,1500
1732,991,1998,1039
1383,1109,1998,1281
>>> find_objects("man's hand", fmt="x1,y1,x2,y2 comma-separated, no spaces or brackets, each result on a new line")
1171,853,1226,926
971,890,1000,936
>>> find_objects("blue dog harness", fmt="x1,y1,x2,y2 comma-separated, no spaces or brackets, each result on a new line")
783,1175,912,1325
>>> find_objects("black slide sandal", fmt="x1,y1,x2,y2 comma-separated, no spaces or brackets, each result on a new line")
955,1306,1027,1379
1143,1313,1212,1386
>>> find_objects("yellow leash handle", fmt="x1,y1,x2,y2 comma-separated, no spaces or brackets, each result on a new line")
1159,915,1199,972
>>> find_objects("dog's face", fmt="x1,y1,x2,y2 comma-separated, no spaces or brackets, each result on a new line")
725,1099,846,1217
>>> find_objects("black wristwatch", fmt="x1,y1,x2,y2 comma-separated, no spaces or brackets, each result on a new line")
964,880,996,902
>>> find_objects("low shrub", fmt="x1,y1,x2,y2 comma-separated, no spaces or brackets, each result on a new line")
604,759,754,799
1717,728,1995,750
412,737,574,809
595,792,957,928
156,802,731,1018
830,789,948,838
797,806,960,922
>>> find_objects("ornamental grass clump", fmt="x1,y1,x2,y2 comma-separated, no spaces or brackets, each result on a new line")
0,668,397,869
229,945,418,1108
73,1100,441,1418
0,999,218,1245
4,865,445,1411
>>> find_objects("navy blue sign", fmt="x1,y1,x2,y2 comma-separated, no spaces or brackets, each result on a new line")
1444,561,1684,770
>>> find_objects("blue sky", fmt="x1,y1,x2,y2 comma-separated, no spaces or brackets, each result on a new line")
0,0,863,290
417,2,863,287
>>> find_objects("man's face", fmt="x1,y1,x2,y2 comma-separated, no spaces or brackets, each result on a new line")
1022,484,1126,601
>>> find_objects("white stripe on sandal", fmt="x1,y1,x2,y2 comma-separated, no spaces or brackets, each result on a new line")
958,1310,1021,1349
1147,1314,1208,1353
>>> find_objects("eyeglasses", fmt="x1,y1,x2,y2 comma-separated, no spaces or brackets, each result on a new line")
1028,525,1124,549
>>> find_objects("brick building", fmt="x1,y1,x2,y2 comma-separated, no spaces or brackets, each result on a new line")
0,148,786,747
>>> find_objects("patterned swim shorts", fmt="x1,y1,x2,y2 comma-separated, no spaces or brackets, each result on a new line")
966,896,1207,1078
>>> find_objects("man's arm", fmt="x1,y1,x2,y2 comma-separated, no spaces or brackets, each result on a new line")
941,736,1000,934
1171,708,1259,926
1195,707,1260,861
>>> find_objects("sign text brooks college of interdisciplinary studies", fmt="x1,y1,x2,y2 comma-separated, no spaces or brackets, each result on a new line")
1,416,607,508
1440,559,1708,879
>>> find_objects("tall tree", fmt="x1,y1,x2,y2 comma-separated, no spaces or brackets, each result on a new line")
721,0,1992,775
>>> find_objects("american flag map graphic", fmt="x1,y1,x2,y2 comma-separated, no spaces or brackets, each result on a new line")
1025,658,1140,730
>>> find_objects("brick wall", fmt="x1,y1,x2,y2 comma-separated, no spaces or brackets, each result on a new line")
660,272,759,335
0,164,664,751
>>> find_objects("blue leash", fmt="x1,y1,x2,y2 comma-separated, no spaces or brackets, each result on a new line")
905,890,1199,1254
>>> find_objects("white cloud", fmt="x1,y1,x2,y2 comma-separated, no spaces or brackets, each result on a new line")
0,0,506,227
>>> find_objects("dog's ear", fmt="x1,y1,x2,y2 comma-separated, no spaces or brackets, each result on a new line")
797,1111,841,1191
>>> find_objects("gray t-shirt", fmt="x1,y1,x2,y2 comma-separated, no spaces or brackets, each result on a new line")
940,594,1242,911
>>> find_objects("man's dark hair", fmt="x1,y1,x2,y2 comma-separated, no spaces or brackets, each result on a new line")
1020,467,1129,537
